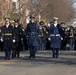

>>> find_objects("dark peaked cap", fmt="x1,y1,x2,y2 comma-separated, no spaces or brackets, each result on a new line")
14,19,19,22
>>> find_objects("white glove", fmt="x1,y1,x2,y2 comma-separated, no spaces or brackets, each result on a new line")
1,38,3,42
21,38,23,41
13,39,15,43
61,38,63,40
48,38,51,41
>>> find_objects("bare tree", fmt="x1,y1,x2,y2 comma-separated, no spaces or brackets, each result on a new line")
26,0,75,22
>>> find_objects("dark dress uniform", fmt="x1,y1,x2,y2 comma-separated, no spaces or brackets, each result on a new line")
48,24,63,58
23,29,28,50
46,27,50,50
0,27,3,51
26,22,39,58
74,27,76,50
12,24,23,58
60,27,65,50
1,25,13,59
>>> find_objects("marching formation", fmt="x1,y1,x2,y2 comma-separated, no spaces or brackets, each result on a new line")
0,16,76,60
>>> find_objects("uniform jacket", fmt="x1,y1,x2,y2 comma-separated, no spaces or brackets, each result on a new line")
48,24,63,48
1,25,13,50
26,22,39,47
12,24,23,49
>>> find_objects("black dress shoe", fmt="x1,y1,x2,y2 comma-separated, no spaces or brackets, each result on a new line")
7,58,10,60
56,56,58,58
4,57,7,60
29,56,32,58
52,55,55,58
33,57,35,59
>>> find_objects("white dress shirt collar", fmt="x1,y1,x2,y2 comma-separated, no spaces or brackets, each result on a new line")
54,24,57,27
15,25,18,28
6,24,9,28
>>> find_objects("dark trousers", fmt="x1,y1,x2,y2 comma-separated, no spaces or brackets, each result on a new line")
12,49,20,58
29,46,37,58
52,48,59,58
5,50,11,59
74,39,76,50
12,50,16,58
16,49,20,58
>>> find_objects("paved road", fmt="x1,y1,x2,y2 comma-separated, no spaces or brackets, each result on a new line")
0,50,76,75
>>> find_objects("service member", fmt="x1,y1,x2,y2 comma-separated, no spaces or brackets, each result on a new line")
48,17,63,58
26,16,39,59
1,18,13,60
0,27,3,51
12,19,23,58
